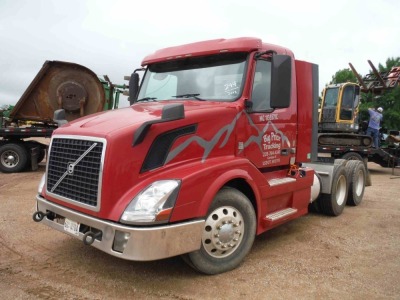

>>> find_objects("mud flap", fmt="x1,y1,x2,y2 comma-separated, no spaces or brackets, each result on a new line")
30,146,39,171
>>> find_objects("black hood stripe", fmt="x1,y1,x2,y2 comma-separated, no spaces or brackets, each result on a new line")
141,124,197,173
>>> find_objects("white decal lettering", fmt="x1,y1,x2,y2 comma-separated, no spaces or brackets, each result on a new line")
259,114,279,122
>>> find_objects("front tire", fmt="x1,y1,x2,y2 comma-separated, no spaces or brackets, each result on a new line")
183,187,256,275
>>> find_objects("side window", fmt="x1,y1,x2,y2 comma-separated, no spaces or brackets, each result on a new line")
324,88,339,107
342,85,354,109
251,60,271,111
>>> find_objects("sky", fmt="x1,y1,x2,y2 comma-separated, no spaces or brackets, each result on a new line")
0,0,399,108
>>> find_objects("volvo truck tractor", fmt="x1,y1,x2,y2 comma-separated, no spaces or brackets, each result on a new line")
32,38,367,274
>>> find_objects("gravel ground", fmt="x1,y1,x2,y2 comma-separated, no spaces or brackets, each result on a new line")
0,162,399,299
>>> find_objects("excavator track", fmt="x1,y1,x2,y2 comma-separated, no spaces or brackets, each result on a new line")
318,133,373,147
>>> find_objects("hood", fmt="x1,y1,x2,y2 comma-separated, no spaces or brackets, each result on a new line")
47,100,241,220
55,100,235,137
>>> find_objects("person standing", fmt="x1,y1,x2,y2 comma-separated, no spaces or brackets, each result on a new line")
366,107,383,148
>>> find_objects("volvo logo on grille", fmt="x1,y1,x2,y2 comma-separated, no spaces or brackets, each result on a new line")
67,162,75,175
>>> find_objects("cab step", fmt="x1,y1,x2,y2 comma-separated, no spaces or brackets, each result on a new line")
264,207,297,222
268,177,296,186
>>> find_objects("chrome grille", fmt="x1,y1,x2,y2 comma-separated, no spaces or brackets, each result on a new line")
47,137,105,209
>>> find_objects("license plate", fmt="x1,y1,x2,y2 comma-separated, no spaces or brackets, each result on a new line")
64,218,80,236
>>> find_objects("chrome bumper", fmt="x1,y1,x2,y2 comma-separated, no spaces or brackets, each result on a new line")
35,195,204,261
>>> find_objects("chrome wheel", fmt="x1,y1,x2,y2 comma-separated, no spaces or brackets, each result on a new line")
354,169,365,197
183,187,256,274
1,149,19,168
335,174,347,206
202,206,244,258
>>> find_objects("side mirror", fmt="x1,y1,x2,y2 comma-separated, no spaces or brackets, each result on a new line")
129,73,140,105
270,55,292,109
53,109,68,126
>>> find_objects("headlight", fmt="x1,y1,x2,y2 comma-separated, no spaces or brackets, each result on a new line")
38,173,46,195
120,180,180,224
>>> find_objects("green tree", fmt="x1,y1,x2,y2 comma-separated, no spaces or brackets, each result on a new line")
330,68,358,84
378,57,400,72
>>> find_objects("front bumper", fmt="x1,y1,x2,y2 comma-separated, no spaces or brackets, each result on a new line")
35,195,204,261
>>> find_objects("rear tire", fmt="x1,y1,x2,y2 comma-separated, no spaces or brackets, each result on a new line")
319,164,348,216
183,187,256,275
0,143,29,173
346,160,366,206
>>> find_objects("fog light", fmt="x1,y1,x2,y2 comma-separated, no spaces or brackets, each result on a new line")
112,231,130,253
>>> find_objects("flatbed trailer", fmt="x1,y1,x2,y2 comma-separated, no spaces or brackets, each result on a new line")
0,126,54,172
0,126,55,139
318,144,400,168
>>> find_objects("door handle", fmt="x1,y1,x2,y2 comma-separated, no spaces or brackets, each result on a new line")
281,149,289,156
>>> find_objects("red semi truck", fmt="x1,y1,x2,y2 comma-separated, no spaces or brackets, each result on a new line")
33,38,367,274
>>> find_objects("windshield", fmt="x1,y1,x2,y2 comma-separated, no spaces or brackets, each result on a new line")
137,52,248,102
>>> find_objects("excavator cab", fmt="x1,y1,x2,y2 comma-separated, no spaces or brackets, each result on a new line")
319,82,361,133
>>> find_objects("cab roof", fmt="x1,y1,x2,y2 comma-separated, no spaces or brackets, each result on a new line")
141,37,293,66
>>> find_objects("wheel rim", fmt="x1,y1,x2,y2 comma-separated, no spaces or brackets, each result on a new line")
335,175,347,206
354,170,365,196
1,150,19,168
202,206,244,258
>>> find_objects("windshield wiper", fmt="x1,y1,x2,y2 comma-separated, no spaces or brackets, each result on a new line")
137,97,158,102
172,93,206,101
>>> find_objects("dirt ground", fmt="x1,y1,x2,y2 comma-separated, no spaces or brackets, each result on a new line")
0,162,399,300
